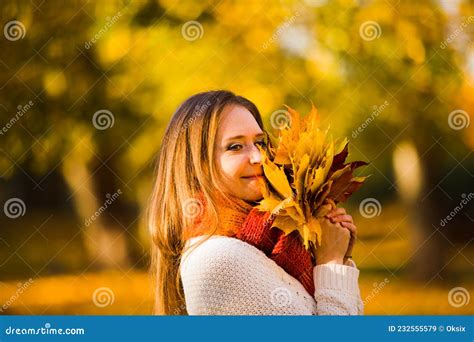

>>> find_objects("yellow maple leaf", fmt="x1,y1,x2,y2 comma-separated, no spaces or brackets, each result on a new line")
261,153,293,199
258,104,368,253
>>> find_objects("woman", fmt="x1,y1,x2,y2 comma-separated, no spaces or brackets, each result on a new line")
149,90,363,315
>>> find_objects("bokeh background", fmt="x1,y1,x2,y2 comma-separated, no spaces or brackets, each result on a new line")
0,0,472,315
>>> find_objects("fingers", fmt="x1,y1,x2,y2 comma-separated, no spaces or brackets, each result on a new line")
345,243,354,258
326,207,346,218
340,222,357,236
321,218,350,238
340,221,356,231
330,214,353,224
333,226,351,244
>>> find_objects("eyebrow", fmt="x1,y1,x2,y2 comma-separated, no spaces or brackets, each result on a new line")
223,133,266,143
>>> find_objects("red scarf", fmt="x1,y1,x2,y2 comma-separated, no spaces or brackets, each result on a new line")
184,197,315,296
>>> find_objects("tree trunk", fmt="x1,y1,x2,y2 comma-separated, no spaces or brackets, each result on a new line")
62,153,130,270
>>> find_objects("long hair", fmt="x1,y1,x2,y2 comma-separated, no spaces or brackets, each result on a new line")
148,90,264,315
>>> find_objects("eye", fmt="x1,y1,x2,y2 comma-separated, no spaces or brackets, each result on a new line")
227,143,243,151
255,140,267,147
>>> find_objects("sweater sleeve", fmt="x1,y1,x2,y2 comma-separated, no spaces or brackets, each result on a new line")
180,236,364,315
313,260,364,315
180,237,317,315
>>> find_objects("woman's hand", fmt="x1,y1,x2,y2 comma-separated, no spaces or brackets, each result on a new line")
326,207,357,264
314,212,351,265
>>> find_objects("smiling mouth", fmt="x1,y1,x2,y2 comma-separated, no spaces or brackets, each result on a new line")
242,175,263,179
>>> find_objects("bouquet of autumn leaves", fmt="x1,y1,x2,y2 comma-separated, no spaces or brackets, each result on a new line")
256,105,368,255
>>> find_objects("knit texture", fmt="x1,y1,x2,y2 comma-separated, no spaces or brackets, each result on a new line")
237,208,315,295
184,196,316,296
180,236,364,315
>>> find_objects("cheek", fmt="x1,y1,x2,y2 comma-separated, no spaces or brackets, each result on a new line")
218,155,245,180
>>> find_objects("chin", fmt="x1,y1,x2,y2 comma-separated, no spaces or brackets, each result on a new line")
231,181,263,203
241,191,263,203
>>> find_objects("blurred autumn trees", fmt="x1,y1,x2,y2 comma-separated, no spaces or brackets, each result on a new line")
0,0,472,280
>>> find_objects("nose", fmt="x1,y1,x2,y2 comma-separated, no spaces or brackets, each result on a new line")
249,144,262,165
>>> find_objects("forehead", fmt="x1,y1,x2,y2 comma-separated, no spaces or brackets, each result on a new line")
218,105,262,138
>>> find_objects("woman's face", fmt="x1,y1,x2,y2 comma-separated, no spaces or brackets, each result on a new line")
215,105,266,202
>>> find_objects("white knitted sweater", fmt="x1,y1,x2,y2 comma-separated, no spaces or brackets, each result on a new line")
180,236,364,315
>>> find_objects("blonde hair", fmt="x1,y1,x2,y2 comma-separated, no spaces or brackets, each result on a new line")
148,90,264,315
